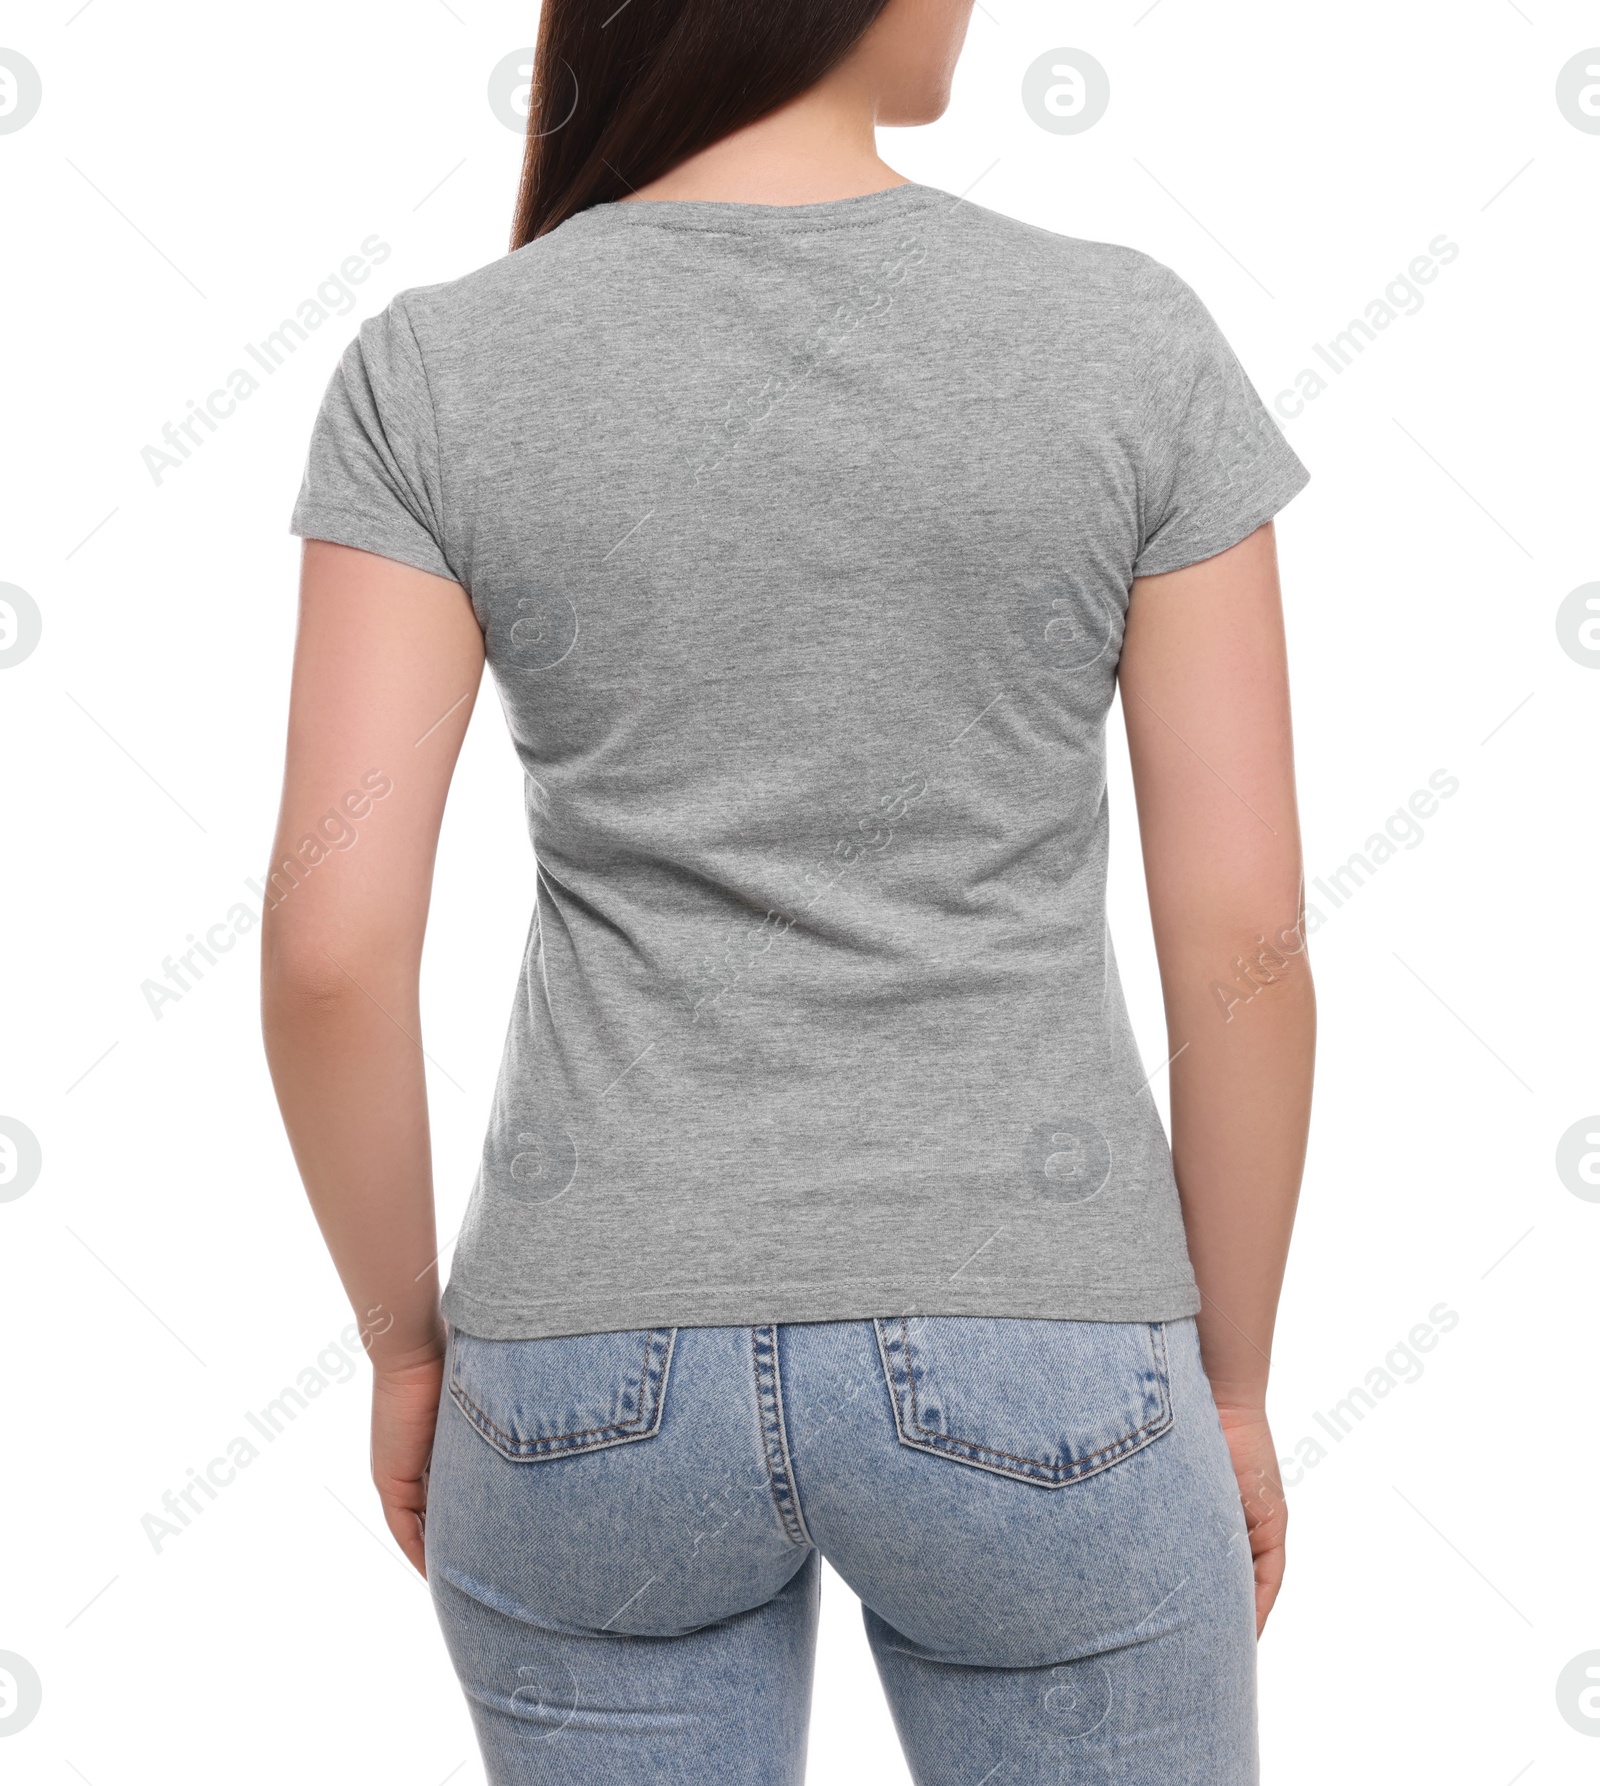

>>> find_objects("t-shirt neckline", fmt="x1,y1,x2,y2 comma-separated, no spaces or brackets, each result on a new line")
564,180,946,237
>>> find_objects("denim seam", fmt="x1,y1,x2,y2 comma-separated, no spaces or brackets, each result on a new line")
449,1326,676,1459
750,1326,811,1548
874,1316,1173,1486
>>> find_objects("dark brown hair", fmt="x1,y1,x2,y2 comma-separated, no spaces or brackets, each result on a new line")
511,0,894,248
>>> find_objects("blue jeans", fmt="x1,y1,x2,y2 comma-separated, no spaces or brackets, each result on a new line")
425,1315,1256,1784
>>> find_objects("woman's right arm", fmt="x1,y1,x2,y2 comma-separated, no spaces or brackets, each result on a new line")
1119,520,1315,1633
260,538,484,1569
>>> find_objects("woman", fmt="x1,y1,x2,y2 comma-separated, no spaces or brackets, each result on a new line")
262,0,1314,1779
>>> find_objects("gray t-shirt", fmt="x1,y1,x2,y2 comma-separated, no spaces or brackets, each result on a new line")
290,181,1309,1341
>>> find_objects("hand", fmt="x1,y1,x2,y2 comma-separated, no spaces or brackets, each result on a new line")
1214,1404,1287,1636
370,1348,445,1576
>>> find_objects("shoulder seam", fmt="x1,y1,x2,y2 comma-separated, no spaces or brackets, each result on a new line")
387,293,450,577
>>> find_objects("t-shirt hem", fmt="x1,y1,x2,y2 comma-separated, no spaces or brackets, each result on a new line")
1132,454,1311,580
441,1276,1203,1340
290,500,459,586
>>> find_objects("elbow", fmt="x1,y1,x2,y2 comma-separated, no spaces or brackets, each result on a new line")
1202,921,1316,1028
258,905,409,1013
260,948,363,1033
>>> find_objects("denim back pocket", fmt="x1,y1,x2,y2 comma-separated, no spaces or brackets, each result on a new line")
448,1326,676,1463
873,1316,1172,1488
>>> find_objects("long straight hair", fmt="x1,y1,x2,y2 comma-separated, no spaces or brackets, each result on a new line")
510,0,893,248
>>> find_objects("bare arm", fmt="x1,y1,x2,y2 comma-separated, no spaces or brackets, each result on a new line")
1119,520,1315,1630
260,539,485,1570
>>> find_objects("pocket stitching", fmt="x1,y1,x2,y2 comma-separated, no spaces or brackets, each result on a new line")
875,1316,1172,1486
449,1327,676,1460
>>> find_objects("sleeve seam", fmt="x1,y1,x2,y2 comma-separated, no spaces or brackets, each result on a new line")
290,500,461,584
1132,453,1309,579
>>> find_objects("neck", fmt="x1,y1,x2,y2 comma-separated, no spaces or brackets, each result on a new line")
623,71,905,208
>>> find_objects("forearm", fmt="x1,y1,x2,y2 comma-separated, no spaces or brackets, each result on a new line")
260,545,484,1371
1163,926,1314,1409
261,964,445,1371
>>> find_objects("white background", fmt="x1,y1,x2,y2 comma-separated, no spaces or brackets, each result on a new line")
2,1,1597,1780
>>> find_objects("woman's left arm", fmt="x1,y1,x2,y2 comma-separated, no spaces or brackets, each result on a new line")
1119,519,1315,1633
261,540,485,1572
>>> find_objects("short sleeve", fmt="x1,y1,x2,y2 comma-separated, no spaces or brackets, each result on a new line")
289,295,459,584
1131,266,1310,580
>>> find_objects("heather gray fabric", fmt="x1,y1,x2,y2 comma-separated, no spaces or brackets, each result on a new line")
290,181,1310,1341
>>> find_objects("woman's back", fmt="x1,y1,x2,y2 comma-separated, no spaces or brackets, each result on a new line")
291,181,1304,1341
